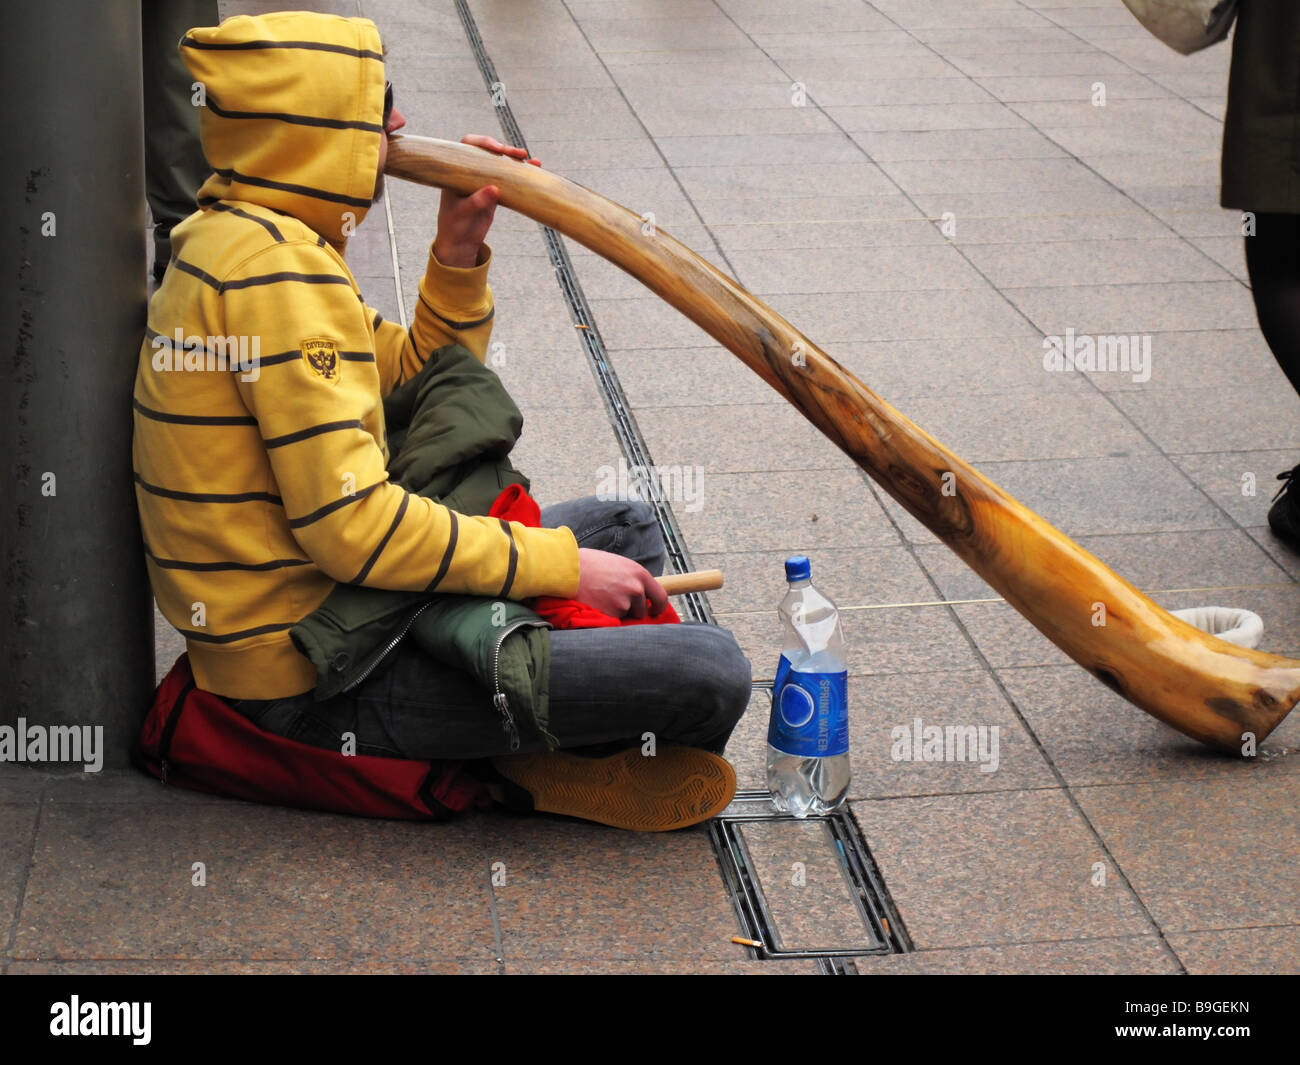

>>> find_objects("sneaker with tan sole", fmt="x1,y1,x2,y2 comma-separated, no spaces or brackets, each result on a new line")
489,745,736,832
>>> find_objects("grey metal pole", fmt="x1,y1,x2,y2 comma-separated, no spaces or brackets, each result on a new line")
1,1,153,768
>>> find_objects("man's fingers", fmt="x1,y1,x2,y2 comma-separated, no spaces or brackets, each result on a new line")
460,133,532,160
469,185,499,211
625,591,647,620
643,574,669,617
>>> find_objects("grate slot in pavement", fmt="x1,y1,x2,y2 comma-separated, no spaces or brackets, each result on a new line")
710,790,912,966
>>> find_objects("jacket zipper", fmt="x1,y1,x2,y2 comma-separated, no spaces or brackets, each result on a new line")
342,602,433,693
491,618,549,752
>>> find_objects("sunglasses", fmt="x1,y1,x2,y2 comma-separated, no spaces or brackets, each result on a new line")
383,81,393,128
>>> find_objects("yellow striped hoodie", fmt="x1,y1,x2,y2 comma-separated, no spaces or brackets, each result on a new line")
133,11,579,700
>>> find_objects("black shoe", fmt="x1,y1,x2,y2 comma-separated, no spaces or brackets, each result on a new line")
1268,464,1300,549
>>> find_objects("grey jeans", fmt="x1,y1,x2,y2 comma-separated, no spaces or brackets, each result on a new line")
231,497,753,761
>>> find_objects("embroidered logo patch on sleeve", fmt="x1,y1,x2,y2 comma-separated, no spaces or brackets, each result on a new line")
300,338,341,384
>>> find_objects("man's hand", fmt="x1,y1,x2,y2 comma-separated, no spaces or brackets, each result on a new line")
432,135,542,268
575,548,668,620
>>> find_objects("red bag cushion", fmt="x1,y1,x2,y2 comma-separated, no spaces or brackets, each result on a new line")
134,654,491,820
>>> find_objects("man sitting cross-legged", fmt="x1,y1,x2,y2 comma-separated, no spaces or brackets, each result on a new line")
132,10,752,830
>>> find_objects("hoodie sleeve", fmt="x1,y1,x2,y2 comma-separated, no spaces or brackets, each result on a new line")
224,240,580,598
370,242,496,395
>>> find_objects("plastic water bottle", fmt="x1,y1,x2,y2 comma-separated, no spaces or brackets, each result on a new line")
766,556,850,817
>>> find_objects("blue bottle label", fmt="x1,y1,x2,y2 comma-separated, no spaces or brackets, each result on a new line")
768,654,849,758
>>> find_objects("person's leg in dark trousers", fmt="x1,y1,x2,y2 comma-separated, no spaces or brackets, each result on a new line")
234,496,752,760
1244,213,1300,393
538,496,748,752
1244,213,1300,545
142,0,218,278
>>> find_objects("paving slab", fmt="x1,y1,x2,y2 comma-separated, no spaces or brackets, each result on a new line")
722,602,987,682
996,664,1300,788
949,209,1173,245
503,955,818,974
850,790,1153,950
826,337,1093,398
480,817,741,963
720,689,775,792
637,107,840,139
1,804,39,951
842,668,1057,799
15,803,496,963
510,408,626,490
851,935,1178,974
670,468,901,553
882,390,1156,464
690,190,923,226
1246,526,1300,582
877,453,1235,545
763,289,1034,343
1074,776,1300,933
961,238,1228,289
950,601,1075,670
824,102,1029,132
729,244,989,295
608,347,782,408
1005,281,1257,335
1166,926,1300,976
978,74,1169,104
1169,449,1298,528
691,545,936,613
1087,151,1222,193
1079,329,1283,394
851,127,1068,161
0,765,53,803
881,156,1127,197
8,959,498,974
635,402,858,475
721,0,897,36
1113,387,1300,455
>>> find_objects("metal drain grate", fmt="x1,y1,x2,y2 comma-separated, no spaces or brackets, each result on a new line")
710,790,911,969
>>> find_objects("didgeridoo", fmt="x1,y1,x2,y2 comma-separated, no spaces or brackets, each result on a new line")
658,570,724,596
386,134,1300,752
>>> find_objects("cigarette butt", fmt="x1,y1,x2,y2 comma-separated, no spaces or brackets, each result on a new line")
882,918,891,935
731,936,763,948
574,323,590,330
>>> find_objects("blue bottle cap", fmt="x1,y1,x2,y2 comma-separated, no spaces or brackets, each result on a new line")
785,555,811,581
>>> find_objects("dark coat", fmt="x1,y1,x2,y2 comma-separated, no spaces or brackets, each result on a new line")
1221,2,1300,212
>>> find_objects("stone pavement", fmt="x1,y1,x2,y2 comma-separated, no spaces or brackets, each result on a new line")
4,0,1299,975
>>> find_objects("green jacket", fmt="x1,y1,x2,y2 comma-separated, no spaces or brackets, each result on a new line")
289,345,555,751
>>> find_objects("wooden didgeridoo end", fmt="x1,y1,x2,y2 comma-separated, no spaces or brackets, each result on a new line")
657,570,723,596
385,135,1300,753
